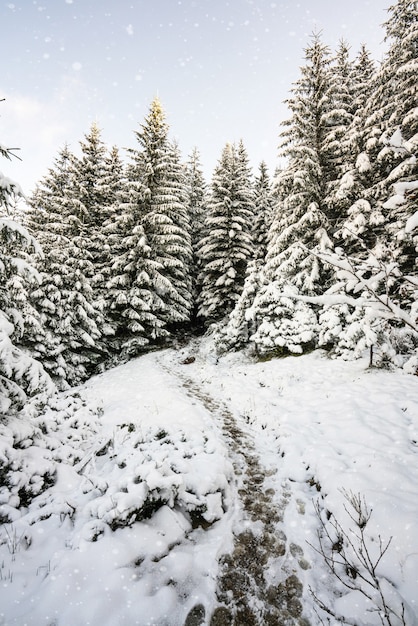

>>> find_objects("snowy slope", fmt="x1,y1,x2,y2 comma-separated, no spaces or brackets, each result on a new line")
0,339,417,625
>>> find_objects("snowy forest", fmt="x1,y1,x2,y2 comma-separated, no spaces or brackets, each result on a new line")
1,1,418,624
1,0,417,415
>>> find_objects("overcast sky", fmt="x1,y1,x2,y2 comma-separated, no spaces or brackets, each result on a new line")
1,0,389,194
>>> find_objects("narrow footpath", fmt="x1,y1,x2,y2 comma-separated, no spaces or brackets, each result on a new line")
160,362,311,626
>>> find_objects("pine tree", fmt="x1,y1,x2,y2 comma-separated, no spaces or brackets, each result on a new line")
351,44,377,142
218,161,274,351
127,97,193,329
106,154,176,357
0,118,54,415
184,147,207,316
106,215,170,358
69,125,127,351
28,144,105,386
215,259,265,353
197,141,254,323
340,0,417,265
264,33,334,294
96,144,127,327
253,161,275,262
377,0,418,278
333,45,377,255
319,0,418,366
248,33,338,355
324,40,357,226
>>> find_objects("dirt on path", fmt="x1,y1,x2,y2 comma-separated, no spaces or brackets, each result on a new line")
161,363,312,626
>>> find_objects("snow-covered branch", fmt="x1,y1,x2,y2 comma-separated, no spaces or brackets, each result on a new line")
299,245,418,334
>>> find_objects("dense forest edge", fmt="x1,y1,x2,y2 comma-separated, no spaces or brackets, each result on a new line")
1,0,417,420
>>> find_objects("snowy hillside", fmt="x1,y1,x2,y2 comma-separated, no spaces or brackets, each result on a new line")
1,339,418,625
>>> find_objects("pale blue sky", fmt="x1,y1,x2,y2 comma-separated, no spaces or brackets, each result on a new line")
1,0,388,193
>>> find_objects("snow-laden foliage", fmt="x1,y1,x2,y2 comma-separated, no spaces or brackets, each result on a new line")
0,392,99,521
197,141,254,323
127,98,193,329
221,5,417,367
28,140,109,386
215,259,264,354
314,244,418,372
184,147,207,312
0,118,55,416
264,34,335,295
250,283,319,357
252,161,275,262
106,220,169,358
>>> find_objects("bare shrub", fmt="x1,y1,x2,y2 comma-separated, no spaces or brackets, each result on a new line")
309,490,410,626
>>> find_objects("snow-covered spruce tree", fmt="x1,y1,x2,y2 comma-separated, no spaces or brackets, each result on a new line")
339,0,417,264
377,0,418,279
249,34,336,356
97,144,127,324
127,97,193,331
350,44,377,150
106,147,182,358
70,123,109,229
167,138,194,316
318,0,418,367
267,33,335,292
304,43,379,356
252,161,275,262
217,161,274,352
69,124,128,353
323,40,358,226
332,44,377,255
304,237,418,371
28,144,106,386
184,147,207,320
0,123,54,416
215,259,266,354
106,213,170,359
197,141,254,325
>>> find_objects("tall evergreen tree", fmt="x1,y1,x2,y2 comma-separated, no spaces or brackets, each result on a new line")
28,144,105,386
351,44,377,140
253,161,275,262
106,215,170,358
335,1,417,291
184,147,207,315
306,3,418,368
248,33,338,355
333,44,377,254
69,125,128,351
96,144,127,326
339,0,417,264
324,40,357,227
218,160,274,351
376,0,418,277
127,97,193,329
197,141,254,323
263,33,334,294
70,123,109,228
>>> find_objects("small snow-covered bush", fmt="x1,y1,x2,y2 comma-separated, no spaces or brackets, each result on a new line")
250,284,319,358
0,392,101,522
83,422,231,532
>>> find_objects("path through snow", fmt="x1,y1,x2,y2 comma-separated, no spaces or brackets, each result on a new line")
161,360,311,625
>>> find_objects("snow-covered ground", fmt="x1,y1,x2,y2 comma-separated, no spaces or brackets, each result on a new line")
1,338,417,625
